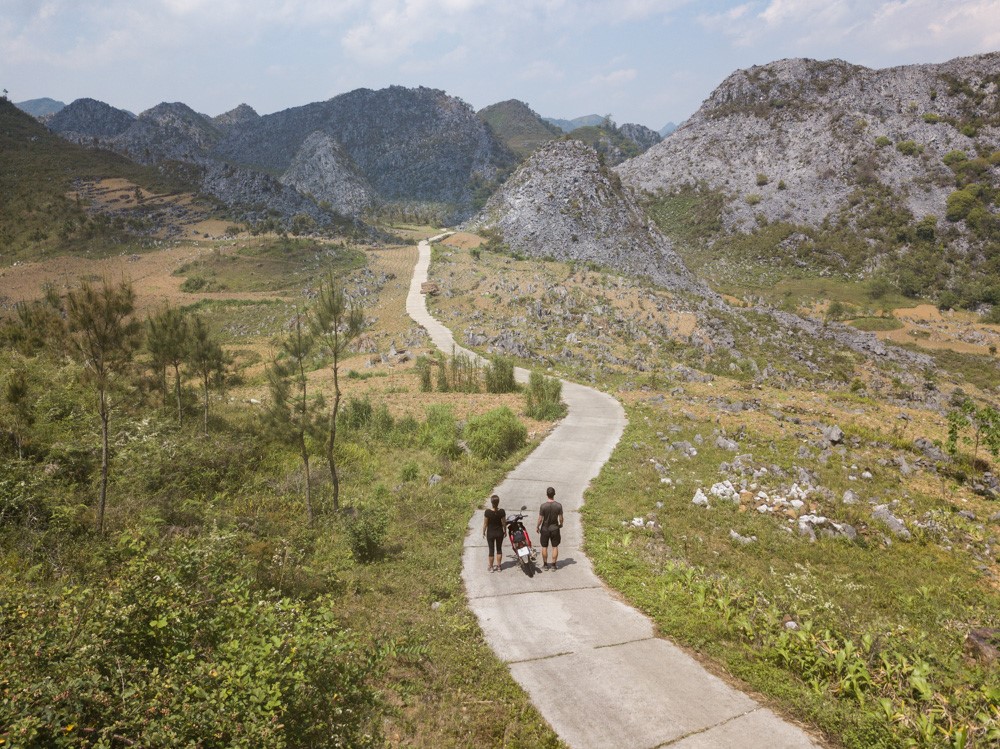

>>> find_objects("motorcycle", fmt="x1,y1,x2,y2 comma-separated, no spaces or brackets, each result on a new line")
506,505,537,576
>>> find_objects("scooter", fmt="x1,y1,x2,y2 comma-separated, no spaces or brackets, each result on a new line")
506,505,537,576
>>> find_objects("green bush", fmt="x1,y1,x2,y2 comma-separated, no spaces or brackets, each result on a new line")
0,537,382,747
399,460,419,482
946,189,977,221
339,396,373,431
525,372,566,421
874,136,892,148
464,407,527,461
755,173,769,186
896,140,921,156
484,355,517,394
346,506,390,563
922,113,941,123
418,404,462,459
415,355,433,393
943,149,969,167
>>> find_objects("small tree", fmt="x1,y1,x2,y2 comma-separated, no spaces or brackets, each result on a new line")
1,365,34,459
310,275,366,513
266,312,318,522
66,279,141,533
146,305,189,420
186,315,225,435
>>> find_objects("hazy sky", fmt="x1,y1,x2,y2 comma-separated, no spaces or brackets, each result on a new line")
4,0,999,129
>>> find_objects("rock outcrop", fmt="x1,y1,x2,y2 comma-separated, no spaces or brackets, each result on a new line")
470,139,705,294
279,131,375,216
618,53,1000,233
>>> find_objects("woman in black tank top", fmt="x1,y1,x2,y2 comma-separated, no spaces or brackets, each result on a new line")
482,494,506,572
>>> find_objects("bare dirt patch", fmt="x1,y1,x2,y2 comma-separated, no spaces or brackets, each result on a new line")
873,305,1000,356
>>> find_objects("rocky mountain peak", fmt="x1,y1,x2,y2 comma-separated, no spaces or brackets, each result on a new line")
47,98,136,139
470,139,703,294
619,52,1000,234
213,103,259,127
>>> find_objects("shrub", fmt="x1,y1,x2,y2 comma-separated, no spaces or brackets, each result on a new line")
464,407,527,461
896,140,921,156
914,215,937,241
0,537,382,746
922,113,941,123
415,355,433,393
484,355,517,393
755,173,769,186
346,506,390,563
418,404,462,459
874,136,892,148
339,396,373,431
946,189,977,222
399,460,419,482
938,290,960,311
746,193,762,206
943,150,969,167
525,372,566,421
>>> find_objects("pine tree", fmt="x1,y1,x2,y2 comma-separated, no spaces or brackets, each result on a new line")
146,305,189,420
66,279,140,533
186,315,225,435
266,311,318,522
310,275,366,513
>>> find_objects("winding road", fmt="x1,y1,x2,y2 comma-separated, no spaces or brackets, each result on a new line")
407,237,821,748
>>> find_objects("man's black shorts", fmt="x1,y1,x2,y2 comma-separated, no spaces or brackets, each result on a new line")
539,526,561,548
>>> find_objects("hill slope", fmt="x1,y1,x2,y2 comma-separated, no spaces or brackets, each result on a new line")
477,99,561,158
470,139,702,293
618,53,1000,303
0,98,201,264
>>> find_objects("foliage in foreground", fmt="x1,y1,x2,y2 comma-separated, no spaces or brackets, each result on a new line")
1,535,381,748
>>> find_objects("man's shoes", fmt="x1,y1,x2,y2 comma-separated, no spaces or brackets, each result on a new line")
543,563,550,570
551,562,558,570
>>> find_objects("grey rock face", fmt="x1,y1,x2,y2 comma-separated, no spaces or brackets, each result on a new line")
618,123,662,152
469,139,706,295
213,103,260,128
212,85,516,217
618,53,1000,234
280,131,376,217
48,98,136,139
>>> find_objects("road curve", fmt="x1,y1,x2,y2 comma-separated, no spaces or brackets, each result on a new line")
407,238,821,749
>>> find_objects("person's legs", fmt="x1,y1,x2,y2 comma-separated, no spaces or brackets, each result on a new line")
494,536,503,571
550,529,561,569
539,527,550,567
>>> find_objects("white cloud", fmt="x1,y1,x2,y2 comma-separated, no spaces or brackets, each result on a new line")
698,0,1000,61
591,68,638,86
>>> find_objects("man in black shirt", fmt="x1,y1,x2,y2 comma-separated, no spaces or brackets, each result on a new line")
536,486,563,570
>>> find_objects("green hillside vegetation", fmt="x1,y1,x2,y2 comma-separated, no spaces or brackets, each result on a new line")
644,157,1000,312
0,98,202,264
0,270,560,747
477,100,562,159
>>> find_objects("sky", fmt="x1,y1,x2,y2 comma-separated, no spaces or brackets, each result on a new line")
3,0,1000,130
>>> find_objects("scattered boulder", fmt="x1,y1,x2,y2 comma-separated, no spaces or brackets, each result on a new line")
692,489,710,508
964,628,999,664
729,529,757,546
873,504,911,540
822,425,845,445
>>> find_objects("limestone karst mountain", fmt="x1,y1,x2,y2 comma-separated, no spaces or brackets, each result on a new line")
619,53,1000,236
279,131,376,217
470,139,703,294
210,86,516,217
477,99,562,158
46,86,516,223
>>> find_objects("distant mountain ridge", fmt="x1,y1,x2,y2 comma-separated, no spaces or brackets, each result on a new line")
14,97,65,117
543,114,605,133
46,86,517,222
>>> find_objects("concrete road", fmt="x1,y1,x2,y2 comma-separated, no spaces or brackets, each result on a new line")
407,239,822,748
